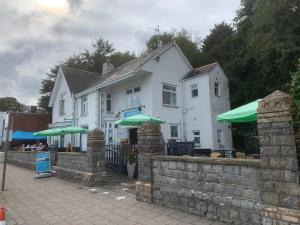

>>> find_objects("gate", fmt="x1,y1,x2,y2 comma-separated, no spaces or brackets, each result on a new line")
105,144,138,176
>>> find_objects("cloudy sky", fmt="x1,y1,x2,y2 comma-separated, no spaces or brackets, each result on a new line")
0,0,240,105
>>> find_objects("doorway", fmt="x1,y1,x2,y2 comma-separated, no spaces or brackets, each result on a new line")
129,128,138,145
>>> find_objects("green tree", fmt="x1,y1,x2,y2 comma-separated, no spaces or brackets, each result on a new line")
146,29,202,67
0,97,24,112
290,59,300,123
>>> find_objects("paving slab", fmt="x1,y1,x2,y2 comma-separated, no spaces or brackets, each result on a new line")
0,164,223,225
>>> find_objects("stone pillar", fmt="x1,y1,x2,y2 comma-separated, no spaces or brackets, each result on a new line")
86,129,106,184
258,90,300,224
136,122,164,203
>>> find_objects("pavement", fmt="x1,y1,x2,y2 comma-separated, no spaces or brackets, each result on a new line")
0,164,222,225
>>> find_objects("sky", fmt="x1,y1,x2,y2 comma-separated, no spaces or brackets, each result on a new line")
0,0,240,106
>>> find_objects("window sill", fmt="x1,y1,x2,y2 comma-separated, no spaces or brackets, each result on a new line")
162,104,179,108
106,111,114,114
81,114,88,117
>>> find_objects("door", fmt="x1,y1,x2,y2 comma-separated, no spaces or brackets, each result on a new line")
105,122,114,144
129,128,138,145
60,135,64,148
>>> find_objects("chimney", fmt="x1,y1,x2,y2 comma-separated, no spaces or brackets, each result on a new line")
102,59,114,76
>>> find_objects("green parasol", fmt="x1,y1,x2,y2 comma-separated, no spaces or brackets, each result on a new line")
33,128,64,136
217,99,260,123
115,114,165,126
60,126,88,134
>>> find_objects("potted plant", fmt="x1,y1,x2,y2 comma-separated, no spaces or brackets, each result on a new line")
127,148,137,179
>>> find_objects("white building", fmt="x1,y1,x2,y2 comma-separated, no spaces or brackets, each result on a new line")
49,42,232,150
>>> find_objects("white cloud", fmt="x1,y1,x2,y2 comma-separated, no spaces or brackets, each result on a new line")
0,0,240,105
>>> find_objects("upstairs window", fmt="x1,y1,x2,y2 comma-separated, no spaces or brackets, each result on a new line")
106,94,111,112
126,87,141,108
162,84,177,106
214,82,220,97
191,84,198,97
170,125,178,138
82,97,88,116
59,96,65,115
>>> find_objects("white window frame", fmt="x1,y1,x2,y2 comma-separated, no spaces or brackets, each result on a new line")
106,94,112,112
81,97,88,116
170,125,179,138
126,87,141,109
214,82,220,97
162,83,177,106
217,130,223,146
59,95,65,115
193,130,201,148
191,84,198,97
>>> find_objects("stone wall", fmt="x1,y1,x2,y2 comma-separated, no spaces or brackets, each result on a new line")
56,129,107,186
136,91,300,225
257,91,300,224
7,151,38,170
152,156,262,225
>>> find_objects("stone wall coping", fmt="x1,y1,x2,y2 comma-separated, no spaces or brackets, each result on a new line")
57,152,86,156
9,151,39,154
151,155,261,166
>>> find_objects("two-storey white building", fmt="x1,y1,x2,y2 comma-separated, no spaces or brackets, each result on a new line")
49,42,232,150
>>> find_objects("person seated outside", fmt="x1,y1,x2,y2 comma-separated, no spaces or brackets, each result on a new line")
38,143,44,151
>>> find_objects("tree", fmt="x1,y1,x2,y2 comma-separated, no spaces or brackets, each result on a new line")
0,97,24,112
290,59,300,123
39,38,136,112
146,29,202,67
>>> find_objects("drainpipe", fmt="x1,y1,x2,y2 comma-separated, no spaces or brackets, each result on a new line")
181,79,187,141
98,90,102,130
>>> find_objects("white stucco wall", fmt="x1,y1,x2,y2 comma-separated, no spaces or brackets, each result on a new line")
143,46,192,142
184,75,214,149
50,71,73,147
209,65,232,148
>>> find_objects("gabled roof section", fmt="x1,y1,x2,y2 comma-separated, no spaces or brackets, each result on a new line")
61,66,100,94
184,62,219,80
87,41,192,90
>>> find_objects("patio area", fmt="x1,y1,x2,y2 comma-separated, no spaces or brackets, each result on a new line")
0,164,222,225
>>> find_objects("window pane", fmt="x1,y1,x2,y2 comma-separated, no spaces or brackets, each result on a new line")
134,87,140,92
193,131,200,136
194,137,200,144
126,89,132,95
163,91,171,105
214,82,220,96
171,125,178,137
171,92,176,105
192,89,198,97
163,84,176,91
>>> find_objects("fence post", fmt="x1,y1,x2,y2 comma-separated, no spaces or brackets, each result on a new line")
86,129,107,185
257,90,300,224
136,122,164,203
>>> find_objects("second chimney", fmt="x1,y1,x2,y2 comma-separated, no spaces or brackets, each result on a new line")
102,60,114,76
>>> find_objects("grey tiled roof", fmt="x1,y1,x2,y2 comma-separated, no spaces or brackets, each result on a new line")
88,43,174,89
184,62,218,79
61,66,100,94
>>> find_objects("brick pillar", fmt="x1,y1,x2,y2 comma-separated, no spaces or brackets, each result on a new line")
258,91,300,224
86,129,106,184
136,122,164,203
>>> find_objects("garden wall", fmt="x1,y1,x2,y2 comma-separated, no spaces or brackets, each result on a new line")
7,151,37,170
151,156,262,224
136,91,300,225
55,129,107,186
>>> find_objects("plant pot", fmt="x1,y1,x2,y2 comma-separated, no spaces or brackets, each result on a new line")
127,162,136,179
